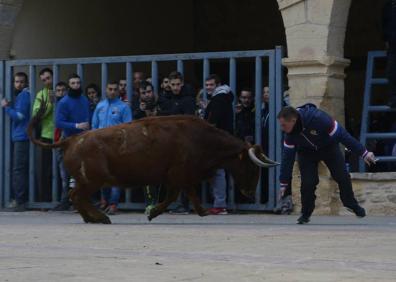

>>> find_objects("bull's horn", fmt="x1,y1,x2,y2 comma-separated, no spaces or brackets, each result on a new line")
248,148,279,168
259,152,280,166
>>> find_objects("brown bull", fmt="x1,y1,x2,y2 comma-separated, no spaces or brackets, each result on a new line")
28,106,278,224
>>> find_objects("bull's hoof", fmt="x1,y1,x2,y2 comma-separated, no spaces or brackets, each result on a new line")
147,208,160,221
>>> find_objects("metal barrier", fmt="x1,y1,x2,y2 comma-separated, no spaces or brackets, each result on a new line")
359,50,395,172
0,47,284,211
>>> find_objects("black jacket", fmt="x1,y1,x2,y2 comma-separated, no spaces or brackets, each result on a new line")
204,85,234,134
236,105,255,141
158,85,196,116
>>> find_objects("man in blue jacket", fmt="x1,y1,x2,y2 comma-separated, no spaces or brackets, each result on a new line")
92,81,132,215
55,73,90,210
278,104,377,224
1,72,31,211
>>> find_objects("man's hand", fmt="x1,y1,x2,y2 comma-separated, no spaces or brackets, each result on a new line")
1,98,9,108
76,122,90,130
364,152,377,166
140,102,146,111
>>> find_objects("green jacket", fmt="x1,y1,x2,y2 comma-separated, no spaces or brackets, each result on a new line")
32,87,54,140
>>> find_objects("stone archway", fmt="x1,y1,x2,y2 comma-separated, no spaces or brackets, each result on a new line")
277,0,355,215
277,0,352,124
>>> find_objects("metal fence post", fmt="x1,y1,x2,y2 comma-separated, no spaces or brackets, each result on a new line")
52,64,60,204
101,63,108,100
29,65,36,204
151,61,159,95
0,61,4,208
177,60,184,75
274,46,284,208
254,56,263,205
4,65,12,206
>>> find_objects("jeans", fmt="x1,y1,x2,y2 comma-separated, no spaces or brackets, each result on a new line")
297,144,359,217
210,169,227,208
12,141,29,205
55,148,69,204
102,187,121,206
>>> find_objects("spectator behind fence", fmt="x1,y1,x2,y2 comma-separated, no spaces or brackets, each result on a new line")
133,81,159,119
383,0,396,108
52,81,71,211
158,71,196,116
55,74,90,205
92,81,132,215
204,74,234,215
85,83,101,122
1,72,30,211
118,79,128,103
131,72,146,110
160,76,172,96
133,81,160,212
235,88,255,143
33,68,54,202
261,86,293,214
159,71,196,214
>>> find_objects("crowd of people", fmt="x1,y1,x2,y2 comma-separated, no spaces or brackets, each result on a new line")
2,68,283,214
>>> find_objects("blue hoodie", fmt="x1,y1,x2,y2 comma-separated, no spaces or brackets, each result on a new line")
55,93,90,138
279,104,367,184
92,98,132,129
5,89,31,142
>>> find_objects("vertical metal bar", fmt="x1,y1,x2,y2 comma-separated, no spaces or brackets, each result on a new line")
177,60,184,75
359,52,375,172
229,58,237,105
125,62,133,203
254,56,263,204
4,65,12,206
274,46,284,209
201,59,210,203
101,63,108,100
202,59,210,101
29,65,36,203
267,52,276,208
126,62,133,104
77,64,84,85
151,61,159,95
52,64,59,203
0,61,4,208
228,58,237,210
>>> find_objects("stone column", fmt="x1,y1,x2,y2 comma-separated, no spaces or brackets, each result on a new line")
277,0,353,215
0,0,23,59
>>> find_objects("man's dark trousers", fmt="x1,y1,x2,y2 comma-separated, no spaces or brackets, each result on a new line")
297,144,359,217
12,141,29,205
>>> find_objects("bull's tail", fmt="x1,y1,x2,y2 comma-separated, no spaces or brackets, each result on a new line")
27,98,67,150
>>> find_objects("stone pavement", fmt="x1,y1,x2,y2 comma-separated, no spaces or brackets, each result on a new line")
0,212,395,282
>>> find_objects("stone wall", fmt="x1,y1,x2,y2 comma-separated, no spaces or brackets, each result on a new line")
291,168,396,216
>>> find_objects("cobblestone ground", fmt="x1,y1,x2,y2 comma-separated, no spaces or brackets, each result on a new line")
0,212,395,282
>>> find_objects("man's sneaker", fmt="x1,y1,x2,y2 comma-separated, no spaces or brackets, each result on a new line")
169,206,189,215
296,215,310,224
105,204,118,215
347,205,366,218
208,208,228,215
52,202,70,211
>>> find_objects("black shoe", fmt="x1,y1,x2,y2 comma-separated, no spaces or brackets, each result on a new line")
296,215,310,224
52,202,71,211
347,205,366,218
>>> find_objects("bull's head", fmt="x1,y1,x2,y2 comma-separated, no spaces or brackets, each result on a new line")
230,144,279,199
